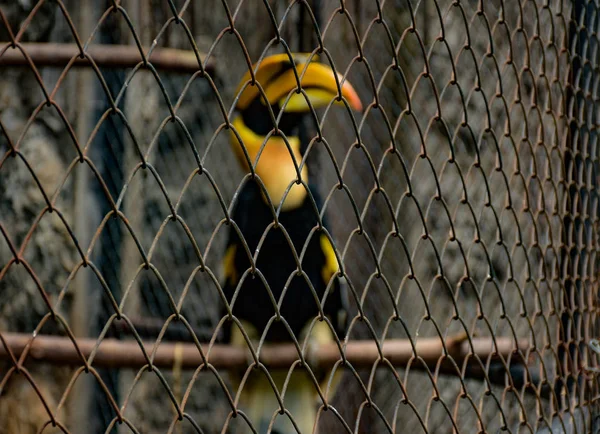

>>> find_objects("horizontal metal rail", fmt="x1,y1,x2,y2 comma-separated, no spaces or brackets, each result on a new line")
0,332,528,371
0,42,214,73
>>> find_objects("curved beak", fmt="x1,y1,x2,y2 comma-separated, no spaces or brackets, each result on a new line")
234,54,362,113
266,61,363,113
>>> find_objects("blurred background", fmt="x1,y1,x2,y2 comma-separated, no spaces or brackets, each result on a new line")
0,0,598,433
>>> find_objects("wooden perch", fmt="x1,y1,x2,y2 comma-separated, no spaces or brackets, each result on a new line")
0,43,214,73
0,332,529,371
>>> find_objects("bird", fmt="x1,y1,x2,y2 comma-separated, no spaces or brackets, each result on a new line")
220,52,362,434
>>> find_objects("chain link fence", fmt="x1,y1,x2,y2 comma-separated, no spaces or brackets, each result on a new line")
0,0,598,433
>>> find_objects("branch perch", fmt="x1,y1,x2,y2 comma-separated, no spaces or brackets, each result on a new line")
0,332,529,371
0,43,214,73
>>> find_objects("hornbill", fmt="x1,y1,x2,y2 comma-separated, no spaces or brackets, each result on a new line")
221,53,362,434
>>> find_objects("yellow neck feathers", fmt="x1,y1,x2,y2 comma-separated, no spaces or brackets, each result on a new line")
230,117,309,211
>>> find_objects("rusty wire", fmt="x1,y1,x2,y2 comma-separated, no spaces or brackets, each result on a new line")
0,0,598,433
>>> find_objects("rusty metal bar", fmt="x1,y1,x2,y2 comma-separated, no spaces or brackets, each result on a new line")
0,42,213,73
0,332,528,370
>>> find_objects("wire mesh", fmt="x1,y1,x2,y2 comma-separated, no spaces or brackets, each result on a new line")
0,0,598,433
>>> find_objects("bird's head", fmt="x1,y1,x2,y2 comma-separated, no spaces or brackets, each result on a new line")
229,53,362,210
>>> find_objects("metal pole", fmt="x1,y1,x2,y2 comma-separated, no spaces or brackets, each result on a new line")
0,42,213,73
0,332,529,371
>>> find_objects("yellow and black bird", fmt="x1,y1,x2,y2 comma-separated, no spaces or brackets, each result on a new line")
222,53,362,434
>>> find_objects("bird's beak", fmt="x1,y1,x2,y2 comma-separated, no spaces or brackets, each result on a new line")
235,54,362,113
267,61,363,113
